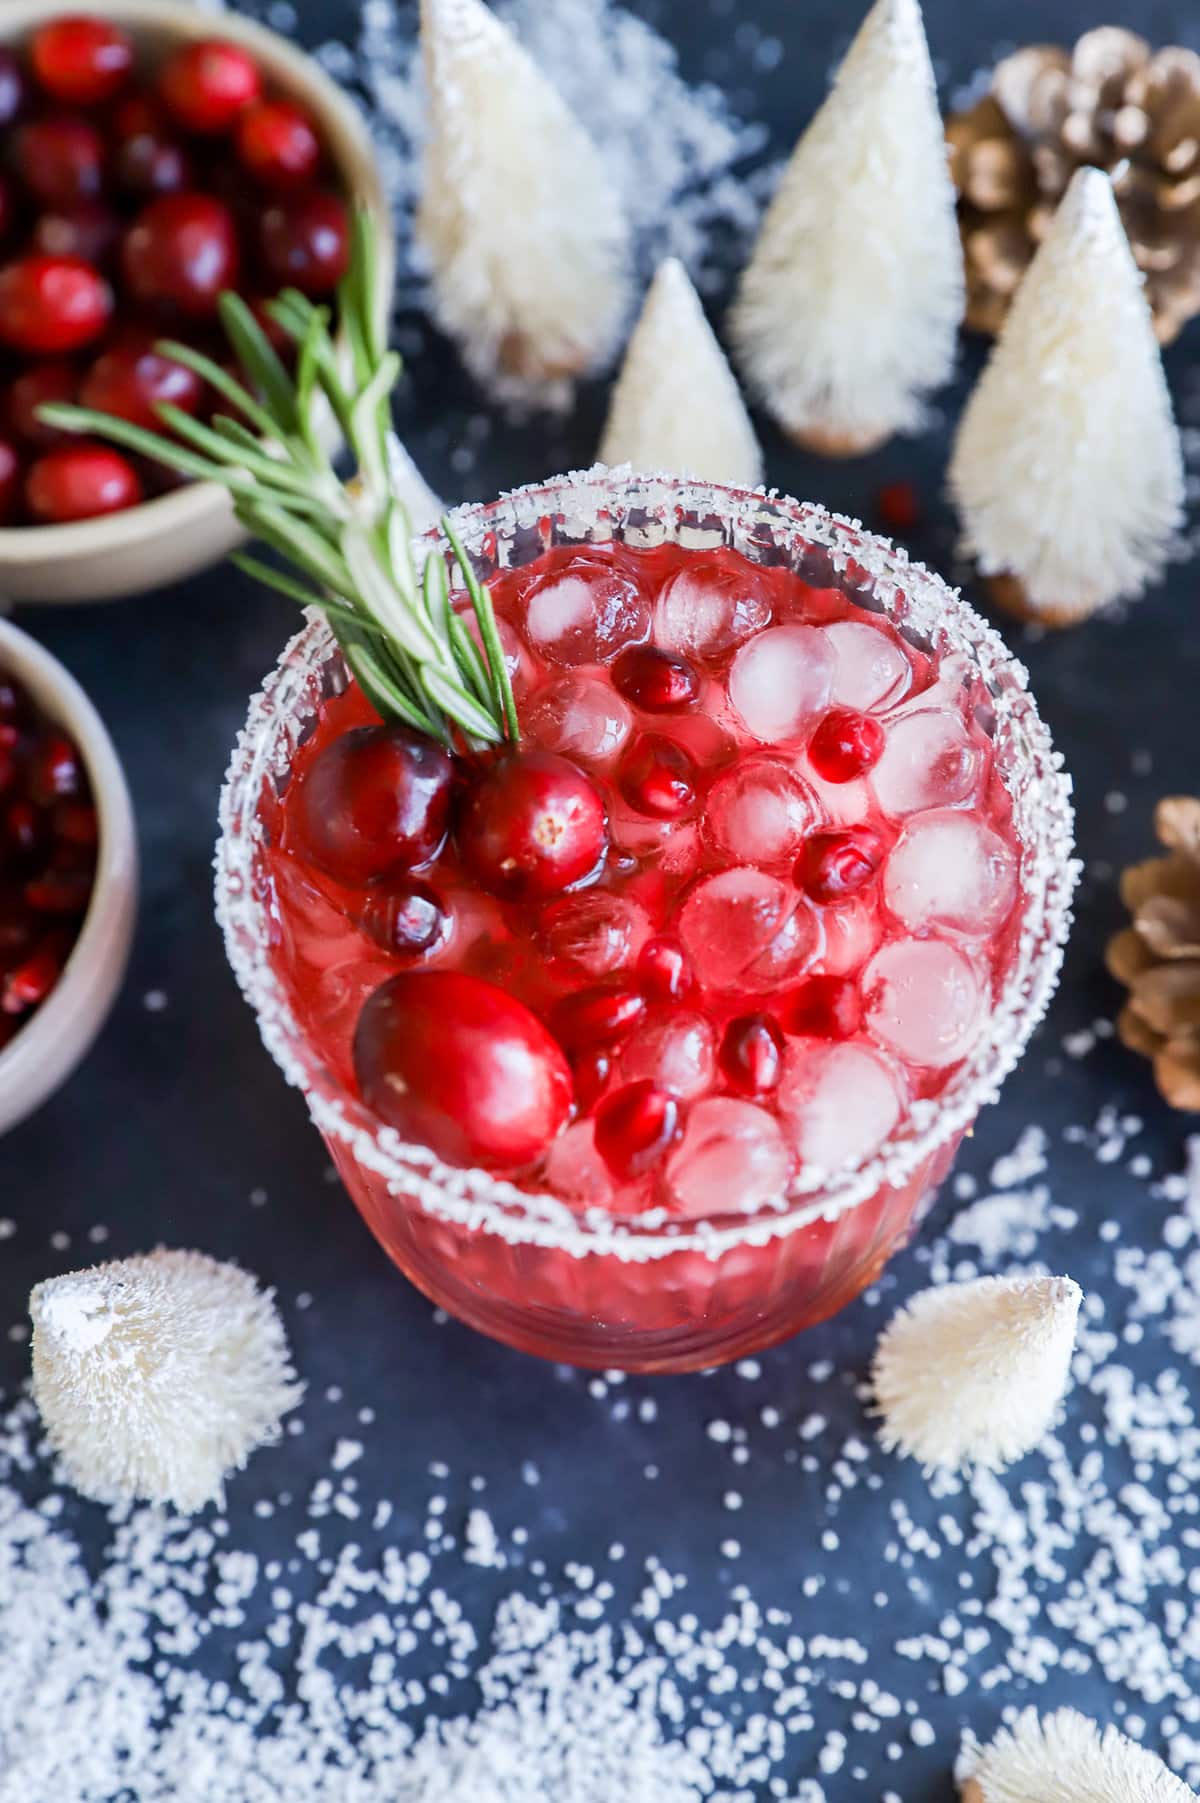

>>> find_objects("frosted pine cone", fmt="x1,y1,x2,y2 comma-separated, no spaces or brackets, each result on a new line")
1107,795,1200,1111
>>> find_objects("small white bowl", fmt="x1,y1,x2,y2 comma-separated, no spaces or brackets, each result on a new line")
0,0,393,605
0,618,137,1135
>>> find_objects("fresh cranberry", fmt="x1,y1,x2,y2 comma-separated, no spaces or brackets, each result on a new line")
781,973,862,1040
354,969,573,1169
808,708,885,783
261,191,349,295
875,480,922,533
551,981,646,1055
30,16,133,106
571,1046,613,1112
14,115,106,208
719,1013,784,1095
2,933,69,1014
0,678,27,724
0,49,28,128
618,734,697,819
25,866,93,916
0,439,20,524
32,200,122,267
54,800,98,847
5,800,42,865
235,98,321,189
295,724,454,885
27,731,83,805
81,336,202,430
457,748,608,901
795,828,883,903
0,256,111,354
247,293,294,356
26,444,143,523
0,174,15,246
115,125,192,198
637,935,693,1001
359,878,448,959
594,1081,680,1180
612,645,700,712
158,40,262,134
7,362,78,448
122,193,239,317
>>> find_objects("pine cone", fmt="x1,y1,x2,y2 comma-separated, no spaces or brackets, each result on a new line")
1107,796,1200,1111
949,28,1200,345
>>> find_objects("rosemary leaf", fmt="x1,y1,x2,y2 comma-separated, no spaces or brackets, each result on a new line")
420,666,504,744
217,292,298,433
155,339,280,442
442,518,520,742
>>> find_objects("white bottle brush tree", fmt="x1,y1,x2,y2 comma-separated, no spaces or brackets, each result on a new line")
730,0,963,455
950,165,1185,626
960,1706,1198,1803
417,0,633,404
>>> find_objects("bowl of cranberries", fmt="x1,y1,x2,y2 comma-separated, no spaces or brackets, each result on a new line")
0,615,136,1134
217,471,1076,1374
0,2,390,604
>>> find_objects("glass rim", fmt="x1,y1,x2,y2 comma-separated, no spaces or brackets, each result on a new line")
215,468,1078,1261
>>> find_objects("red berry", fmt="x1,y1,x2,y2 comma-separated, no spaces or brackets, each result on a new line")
32,200,122,267
571,1046,613,1112
0,174,15,246
159,40,262,134
358,878,448,959
235,98,321,190
594,1080,680,1180
781,973,862,1040
7,362,78,449
24,867,92,916
0,439,20,524
618,734,698,819
115,126,192,198
14,115,106,208
27,731,84,804
295,724,454,886
612,645,700,712
53,800,98,847
551,980,647,1055
2,933,69,1014
121,193,239,317
354,969,573,1169
0,49,28,128
637,935,693,1001
808,709,885,783
719,1013,784,1095
30,16,133,106
0,256,111,354
875,480,922,534
796,828,883,903
26,444,142,523
261,191,349,295
457,748,608,901
81,335,202,430
5,800,42,864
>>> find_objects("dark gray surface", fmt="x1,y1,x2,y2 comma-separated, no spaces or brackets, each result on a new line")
3,0,1200,1794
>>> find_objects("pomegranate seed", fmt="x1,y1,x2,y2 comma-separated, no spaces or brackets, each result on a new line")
121,193,239,318
796,828,883,904
5,801,42,863
571,1046,613,1113
359,878,448,959
27,733,83,804
552,981,647,1054
15,115,106,208
6,362,79,449
612,645,700,712
81,336,202,430
159,40,262,134
31,200,122,268
354,969,573,1169
0,256,112,355
618,734,697,819
26,444,143,523
115,127,192,198
808,709,885,783
781,973,862,1040
457,748,608,901
235,98,321,190
24,868,92,916
0,49,28,128
594,1080,680,1180
30,17,133,106
637,935,693,1001
295,724,454,885
875,480,922,533
719,1013,785,1095
53,801,98,847
0,439,20,525
2,933,68,1014
261,191,350,296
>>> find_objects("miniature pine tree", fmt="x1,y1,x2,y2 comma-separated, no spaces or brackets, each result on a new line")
598,257,763,486
950,166,1185,626
729,0,963,456
871,1273,1081,1472
959,1706,1197,1803
416,0,633,404
30,1249,304,1514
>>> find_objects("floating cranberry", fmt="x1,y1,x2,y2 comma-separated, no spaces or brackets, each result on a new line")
0,49,28,129
236,98,321,189
261,191,349,295
359,878,448,959
808,708,885,783
551,981,646,1055
612,645,700,713
7,362,78,448
26,444,143,523
354,969,573,1169
115,125,192,198
26,731,83,805
796,828,883,904
637,935,693,1001
32,200,122,268
594,1080,680,1180
618,734,697,819
0,256,111,354
457,748,607,901
14,115,106,208
571,1046,613,1113
30,16,133,106
0,440,20,525
122,193,239,317
295,724,453,885
781,973,862,1040
159,39,262,134
81,335,202,430
719,1013,784,1095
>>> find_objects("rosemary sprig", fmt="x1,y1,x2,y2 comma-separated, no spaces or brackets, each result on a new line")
42,210,517,752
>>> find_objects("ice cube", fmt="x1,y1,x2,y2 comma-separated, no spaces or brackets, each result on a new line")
542,1121,615,1208
778,1041,904,1182
536,891,650,977
653,563,772,663
666,1097,792,1216
706,756,823,866
621,1006,716,1100
824,619,912,713
883,810,1018,937
803,767,871,828
819,897,883,976
525,673,633,764
869,708,983,817
728,625,835,744
459,605,527,683
676,868,821,992
523,557,650,665
864,938,985,1068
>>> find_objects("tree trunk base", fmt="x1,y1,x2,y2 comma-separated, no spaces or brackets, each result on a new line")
986,572,1094,629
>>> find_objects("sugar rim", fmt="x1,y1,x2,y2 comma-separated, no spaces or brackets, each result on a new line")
215,469,1078,1263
